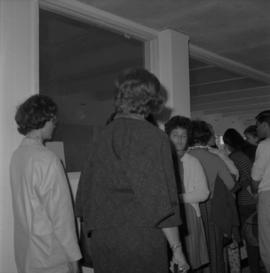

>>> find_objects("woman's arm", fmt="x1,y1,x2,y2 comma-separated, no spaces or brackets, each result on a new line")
180,157,209,203
40,157,82,263
209,147,239,180
162,227,189,273
252,141,268,183
162,226,181,249
218,158,236,190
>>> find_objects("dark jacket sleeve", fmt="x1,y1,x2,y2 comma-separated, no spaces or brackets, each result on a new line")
157,136,182,228
126,135,182,228
75,154,93,218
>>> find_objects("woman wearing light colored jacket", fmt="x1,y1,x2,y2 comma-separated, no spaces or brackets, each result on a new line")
10,95,81,273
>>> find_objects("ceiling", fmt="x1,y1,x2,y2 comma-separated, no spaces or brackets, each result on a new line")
75,0,270,124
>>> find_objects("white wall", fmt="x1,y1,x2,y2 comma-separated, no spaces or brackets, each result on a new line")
0,0,38,272
158,30,190,117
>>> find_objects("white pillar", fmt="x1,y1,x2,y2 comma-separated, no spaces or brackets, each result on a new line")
0,0,38,272
157,29,190,117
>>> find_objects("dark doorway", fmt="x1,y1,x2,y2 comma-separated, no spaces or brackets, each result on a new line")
39,9,144,171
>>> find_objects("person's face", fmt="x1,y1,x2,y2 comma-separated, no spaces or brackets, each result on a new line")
256,120,267,139
223,143,232,155
244,133,259,146
169,127,188,153
42,117,57,140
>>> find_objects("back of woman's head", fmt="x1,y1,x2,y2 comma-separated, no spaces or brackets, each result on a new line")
190,120,212,146
114,68,165,116
223,128,245,151
15,94,57,135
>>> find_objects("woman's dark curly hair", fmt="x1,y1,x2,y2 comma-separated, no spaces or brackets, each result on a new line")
190,119,212,146
256,110,270,126
15,94,58,135
114,68,165,116
223,128,245,152
244,125,258,138
165,115,191,138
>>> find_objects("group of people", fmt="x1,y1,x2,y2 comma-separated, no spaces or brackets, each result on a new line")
9,67,270,273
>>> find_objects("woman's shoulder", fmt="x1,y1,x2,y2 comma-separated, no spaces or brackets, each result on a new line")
185,153,205,169
189,147,219,160
32,146,59,166
111,118,167,140
184,152,200,162
257,138,270,149
201,149,228,169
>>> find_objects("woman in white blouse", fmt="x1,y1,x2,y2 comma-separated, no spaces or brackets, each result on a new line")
165,116,210,271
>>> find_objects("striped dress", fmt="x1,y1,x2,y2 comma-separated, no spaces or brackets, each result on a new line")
229,150,257,223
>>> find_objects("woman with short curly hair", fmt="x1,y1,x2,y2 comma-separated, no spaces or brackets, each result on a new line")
10,94,81,273
114,67,165,116
15,94,58,135
76,68,189,273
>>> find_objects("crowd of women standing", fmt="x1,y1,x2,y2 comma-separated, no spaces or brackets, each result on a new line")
9,67,267,273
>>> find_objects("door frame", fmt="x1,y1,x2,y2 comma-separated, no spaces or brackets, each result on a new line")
39,0,160,75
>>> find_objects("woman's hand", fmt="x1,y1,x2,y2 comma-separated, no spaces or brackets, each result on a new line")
170,247,190,273
161,227,189,272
